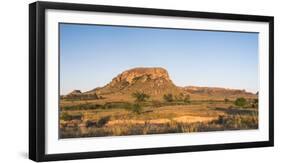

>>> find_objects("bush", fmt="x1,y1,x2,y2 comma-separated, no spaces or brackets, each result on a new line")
61,103,104,110
60,112,82,121
163,94,174,102
173,93,191,104
103,102,131,109
217,115,225,125
224,98,230,103
254,99,258,104
97,116,111,127
252,99,259,108
85,120,96,128
123,103,143,114
131,104,143,114
213,114,258,129
61,102,133,111
132,92,150,102
234,97,247,107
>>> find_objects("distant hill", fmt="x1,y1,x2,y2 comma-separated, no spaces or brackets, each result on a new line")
64,67,257,101
183,86,255,96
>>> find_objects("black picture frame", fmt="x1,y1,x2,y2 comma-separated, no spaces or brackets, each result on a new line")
29,1,274,162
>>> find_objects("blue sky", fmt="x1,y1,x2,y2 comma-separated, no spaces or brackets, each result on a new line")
60,23,259,95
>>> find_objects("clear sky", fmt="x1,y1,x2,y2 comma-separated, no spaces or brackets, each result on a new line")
60,23,259,95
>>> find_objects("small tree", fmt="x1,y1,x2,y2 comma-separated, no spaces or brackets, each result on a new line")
224,98,230,103
60,112,72,121
234,97,247,108
163,94,174,102
124,103,143,114
252,98,259,108
132,92,150,102
97,116,111,127
254,98,258,104
131,103,143,114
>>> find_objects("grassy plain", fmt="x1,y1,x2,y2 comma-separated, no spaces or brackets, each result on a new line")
59,98,258,138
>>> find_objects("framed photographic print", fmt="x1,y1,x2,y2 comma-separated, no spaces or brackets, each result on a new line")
29,1,274,162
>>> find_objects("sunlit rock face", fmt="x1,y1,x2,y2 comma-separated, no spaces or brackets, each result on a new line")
110,67,171,85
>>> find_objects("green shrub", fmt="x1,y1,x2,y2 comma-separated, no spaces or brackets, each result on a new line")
224,98,230,103
103,102,131,109
163,94,174,102
60,112,82,121
131,104,143,114
132,92,150,102
254,99,258,104
217,115,225,125
252,98,259,108
234,97,247,107
85,120,96,128
61,102,133,111
97,116,111,127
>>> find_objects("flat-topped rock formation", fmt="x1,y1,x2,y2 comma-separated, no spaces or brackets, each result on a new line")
65,67,257,100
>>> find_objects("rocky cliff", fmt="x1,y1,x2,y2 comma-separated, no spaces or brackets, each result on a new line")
85,67,181,96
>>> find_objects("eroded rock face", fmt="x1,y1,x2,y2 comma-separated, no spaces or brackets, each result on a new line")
110,67,171,85
84,67,179,96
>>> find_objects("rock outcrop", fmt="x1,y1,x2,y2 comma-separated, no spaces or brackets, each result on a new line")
109,67,172,86
85,67,181,97
65,67,257,100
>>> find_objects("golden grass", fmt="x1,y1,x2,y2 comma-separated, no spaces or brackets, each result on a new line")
59,101,258,138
